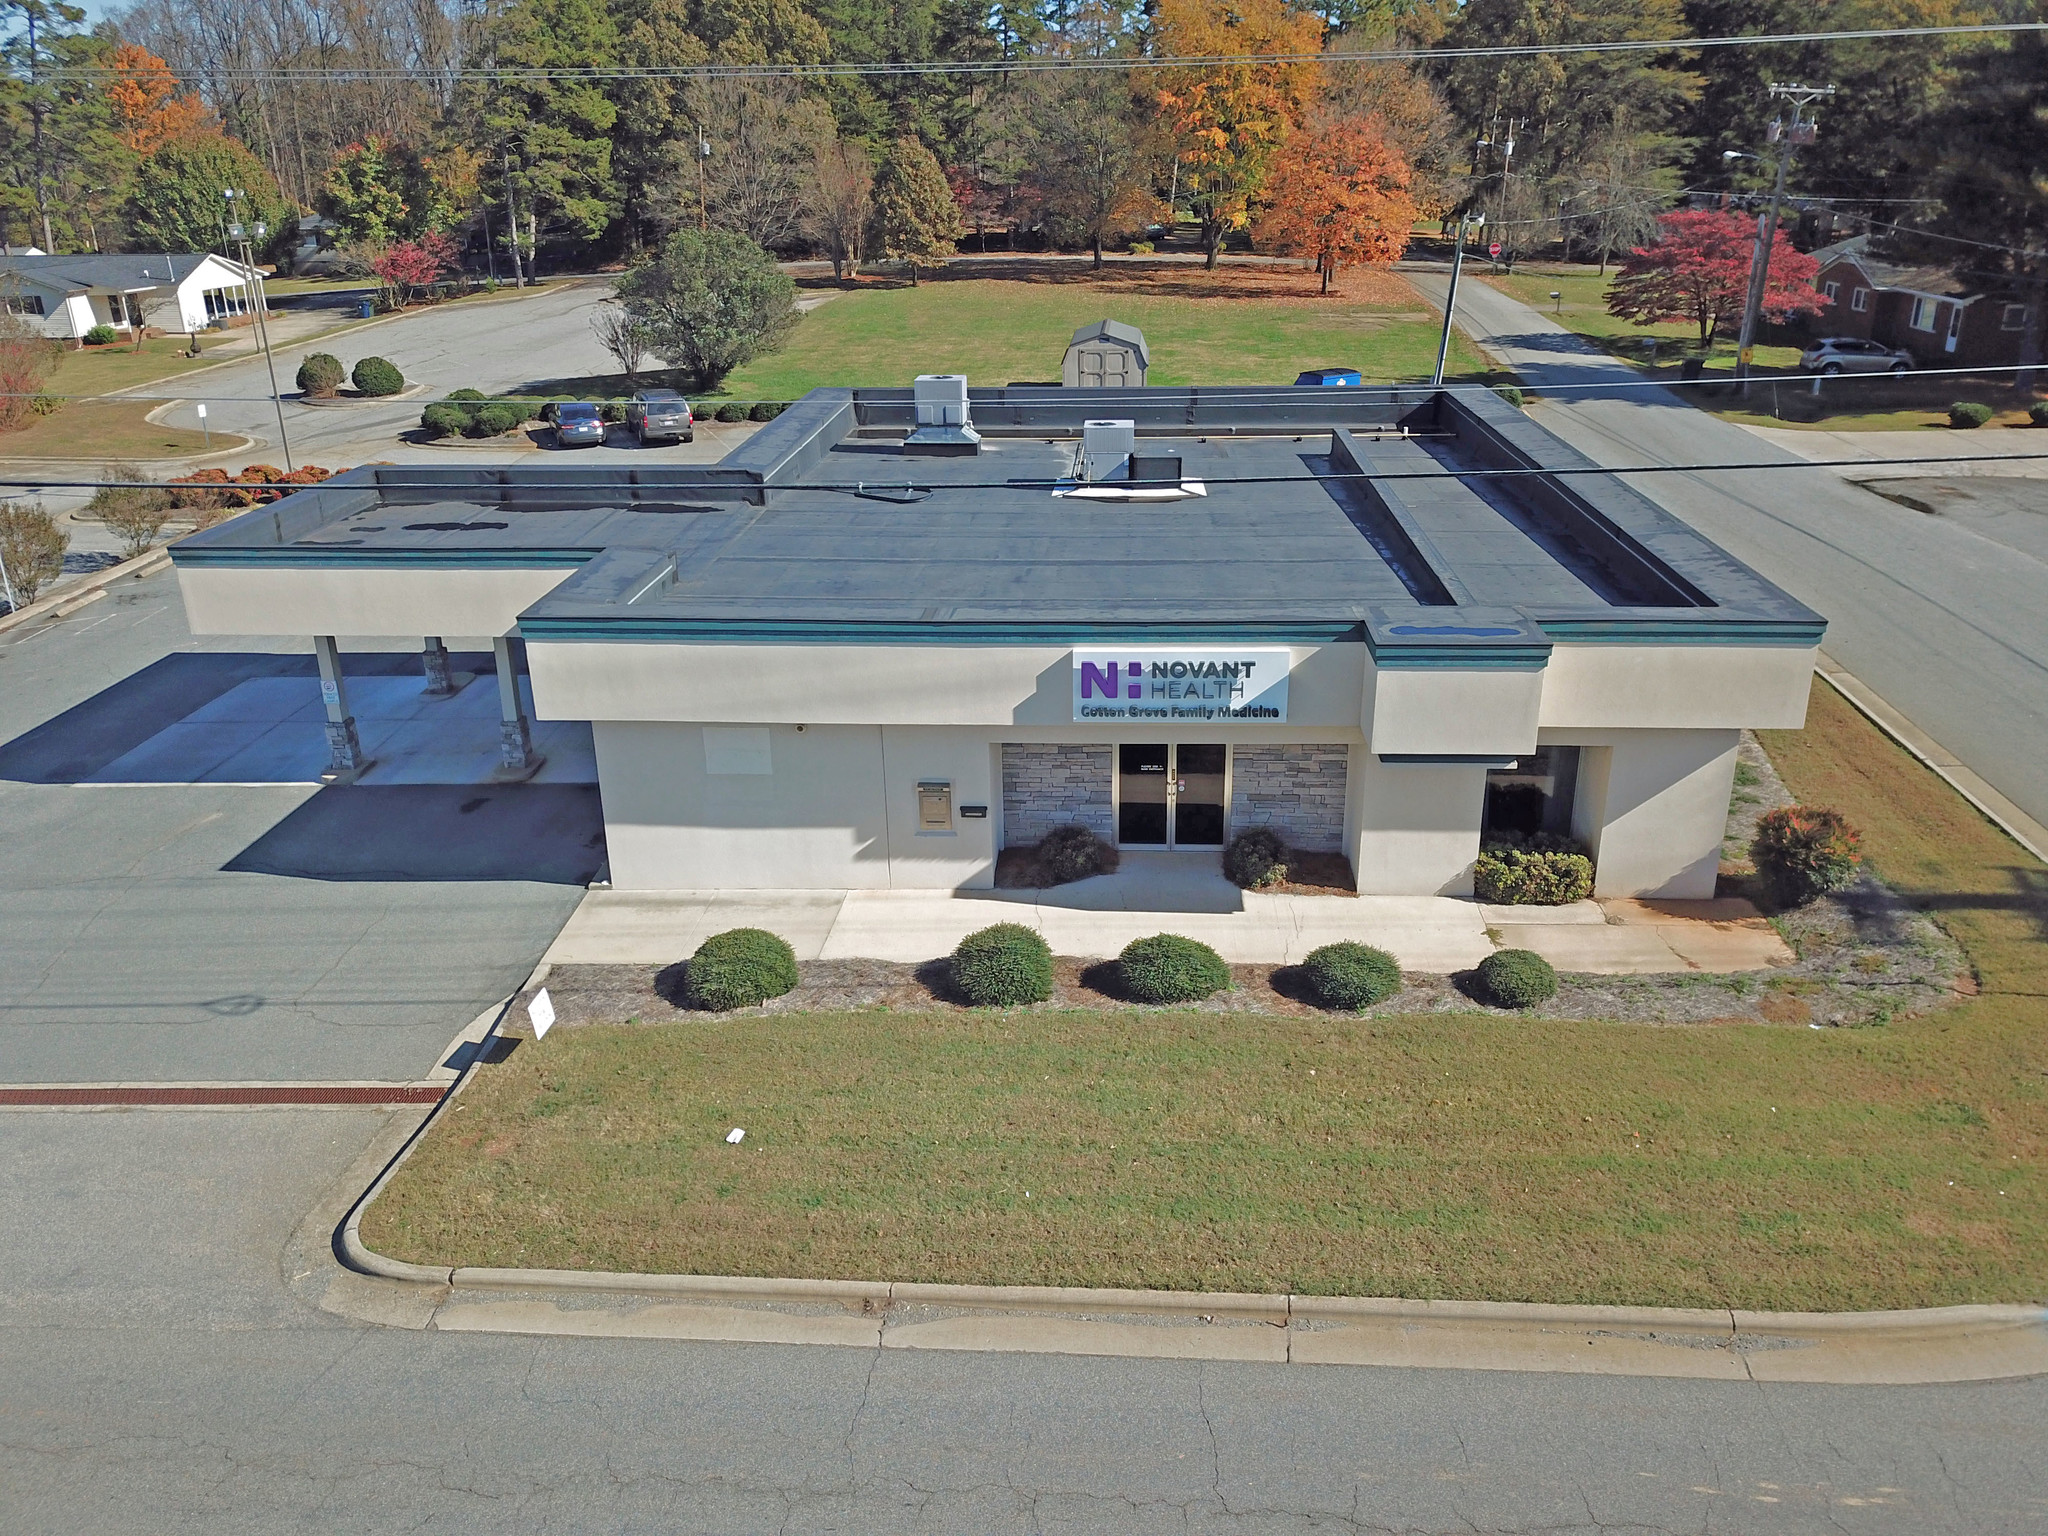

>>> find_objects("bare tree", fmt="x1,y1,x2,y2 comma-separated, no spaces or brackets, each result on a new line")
88,463,174,559
1561,121,1675,272
804,139,872,285
666,77,835,251
590,301,651,379
1022,10,1159,268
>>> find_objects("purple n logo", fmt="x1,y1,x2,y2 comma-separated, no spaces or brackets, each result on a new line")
1079,660,1147,700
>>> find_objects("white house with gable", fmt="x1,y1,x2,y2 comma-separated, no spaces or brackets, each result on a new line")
0,252,262,342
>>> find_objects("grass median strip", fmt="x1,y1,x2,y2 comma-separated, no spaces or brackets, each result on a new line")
364,682,2045,1311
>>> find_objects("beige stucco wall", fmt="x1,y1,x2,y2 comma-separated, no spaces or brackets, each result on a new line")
1565,727,1742,898
176,565,576,638
1365,663,1544,756
1348,750,1489,896
1540,644,1815,730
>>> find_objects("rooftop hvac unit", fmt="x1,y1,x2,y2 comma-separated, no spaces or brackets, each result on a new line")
905,373,980,454
1080,419,1134,482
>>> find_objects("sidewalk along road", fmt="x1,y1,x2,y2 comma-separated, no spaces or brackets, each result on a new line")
5,1105,2044,1535
1408,270,2048,831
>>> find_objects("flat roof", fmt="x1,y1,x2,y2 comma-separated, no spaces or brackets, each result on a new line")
172,384,1825,658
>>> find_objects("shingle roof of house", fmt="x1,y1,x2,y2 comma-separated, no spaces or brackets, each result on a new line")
0,252,245,294
1810,236,1974,299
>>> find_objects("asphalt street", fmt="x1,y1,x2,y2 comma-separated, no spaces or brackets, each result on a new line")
1410,271,2048,831
4,1107,2043,1535
0,567,593,1082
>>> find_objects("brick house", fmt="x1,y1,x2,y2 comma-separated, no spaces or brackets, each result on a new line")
1807,236,2037,368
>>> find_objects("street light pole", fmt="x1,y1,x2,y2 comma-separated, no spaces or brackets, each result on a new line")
224,188,294,472
1432,212,1484,388
1731,83,1834,398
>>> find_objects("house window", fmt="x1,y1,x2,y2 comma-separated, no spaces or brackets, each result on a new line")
1910,296,1940,331
1482,747,1582,843
1823,280,1841,302
1850,287,1870,312
2,293,45,316
202,287,247,319
2004,303,2032,332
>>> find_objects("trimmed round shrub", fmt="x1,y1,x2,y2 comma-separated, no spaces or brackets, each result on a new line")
1222,826,1288,889
1038,823,1117,884
600,399,627,423
447,388,488,404
1948,400,1993,429
2029,400,2048,427
83,323,118,346
351,356,405,396
1750,804,1861,907
1473,841,1594,905
748,401,776,421
1303,941,1402,1011
714,401,746,422
419,402,469,438
1475,949,1558,1009
683,927,799,1010
1492,383,1525,408
467,403,524,437
952,923,1054,1006
1119,933,1231,1004
296,352,345,398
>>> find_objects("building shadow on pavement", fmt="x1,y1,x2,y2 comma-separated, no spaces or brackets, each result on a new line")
223,784,606,884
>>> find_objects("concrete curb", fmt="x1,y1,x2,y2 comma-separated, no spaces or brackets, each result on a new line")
338,1125,2048,1380
1814,656,2048,865
0,546,169,635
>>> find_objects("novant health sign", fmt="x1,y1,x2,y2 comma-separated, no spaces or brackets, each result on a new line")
1071,647,1291,723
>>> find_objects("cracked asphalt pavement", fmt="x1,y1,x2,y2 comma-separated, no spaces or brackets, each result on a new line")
5,1109,2045,1534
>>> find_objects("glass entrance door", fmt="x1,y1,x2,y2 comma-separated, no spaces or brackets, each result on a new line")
1118,744,1227,847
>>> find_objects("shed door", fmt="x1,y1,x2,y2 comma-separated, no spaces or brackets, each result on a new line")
1078,347,1107,387
1098,347,1128,387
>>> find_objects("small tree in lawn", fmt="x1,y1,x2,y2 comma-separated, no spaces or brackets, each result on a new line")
871,136,963,286
616,228,799,391
0,501,67,609
371,232,461,308
590,302,651,379
804,138,873,284
1254,116,1417,293
0,313,58,433
1607,209,1823,349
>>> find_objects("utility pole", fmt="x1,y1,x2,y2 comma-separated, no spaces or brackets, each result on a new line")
1475,114,1522,269
501,147,525,288
224,188,294,473
1432,212,1485,388
695,125,711,231
1732,82,1834,397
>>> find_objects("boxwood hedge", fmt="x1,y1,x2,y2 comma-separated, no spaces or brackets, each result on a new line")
1475,948,1558,1008
953,923,1053,1006
1303,941,1402,1010
682,927,799,1010
1119,933,1231,1003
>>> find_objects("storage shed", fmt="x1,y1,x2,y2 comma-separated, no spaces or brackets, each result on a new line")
1063,319,1149,388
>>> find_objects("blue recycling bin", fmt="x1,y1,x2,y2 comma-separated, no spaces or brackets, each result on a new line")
357,297,376,319
1295,367,1361,386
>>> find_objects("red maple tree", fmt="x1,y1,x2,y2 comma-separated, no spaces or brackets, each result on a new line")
371,232,462,307
1252,117,1416,293
1607,209,1824,347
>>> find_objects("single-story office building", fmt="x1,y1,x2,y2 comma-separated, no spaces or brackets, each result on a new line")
0,251,262,341
169,382,1825,898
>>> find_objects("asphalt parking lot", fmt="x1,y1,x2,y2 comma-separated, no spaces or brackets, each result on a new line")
0,566,596,1083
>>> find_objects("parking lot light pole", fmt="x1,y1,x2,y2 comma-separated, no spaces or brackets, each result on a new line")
224,188,294,472
1432,213,1484,388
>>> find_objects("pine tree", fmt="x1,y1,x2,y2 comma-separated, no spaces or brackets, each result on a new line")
871,135,963,285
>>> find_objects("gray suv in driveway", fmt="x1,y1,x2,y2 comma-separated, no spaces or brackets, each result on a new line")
626,388,694,445
1799,337,1915,375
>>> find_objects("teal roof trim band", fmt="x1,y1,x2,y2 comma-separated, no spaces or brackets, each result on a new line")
1369,647,1551,671
1540,619,1826,645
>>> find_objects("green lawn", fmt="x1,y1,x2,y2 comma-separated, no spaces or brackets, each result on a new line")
364,682,2046,1311
1479,265,1805,372
43,336,224,402
0,399,212,460
713,263,1495,400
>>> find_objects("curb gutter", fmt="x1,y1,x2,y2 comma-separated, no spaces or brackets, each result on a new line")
0,546,169,635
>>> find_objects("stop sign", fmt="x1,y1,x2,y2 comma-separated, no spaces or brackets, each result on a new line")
1488,241,1502,258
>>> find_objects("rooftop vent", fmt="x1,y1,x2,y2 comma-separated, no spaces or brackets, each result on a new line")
905,373,981,455
1080,419,1134,482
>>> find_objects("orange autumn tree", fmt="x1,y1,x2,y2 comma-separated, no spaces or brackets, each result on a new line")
1254,116,1417,292
106,45,213,157
1153,0,1324,269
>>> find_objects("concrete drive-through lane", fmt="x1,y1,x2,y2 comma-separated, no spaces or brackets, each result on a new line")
4,1107,2044,1535
0,567,595,1083
1408,270,2048,831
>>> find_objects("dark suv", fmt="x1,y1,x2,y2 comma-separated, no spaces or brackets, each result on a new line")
626,388,694,445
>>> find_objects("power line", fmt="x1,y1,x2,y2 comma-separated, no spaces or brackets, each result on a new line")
26,21,2047,84
9,450,2048,498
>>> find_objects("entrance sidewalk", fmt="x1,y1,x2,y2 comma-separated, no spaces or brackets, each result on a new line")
546,854,1790,975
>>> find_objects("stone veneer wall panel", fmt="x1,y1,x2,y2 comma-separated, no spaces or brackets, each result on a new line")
1001,744,1114,847
1229,744,1349,850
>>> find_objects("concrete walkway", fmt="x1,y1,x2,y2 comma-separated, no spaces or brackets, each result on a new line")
546,853,1791,975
